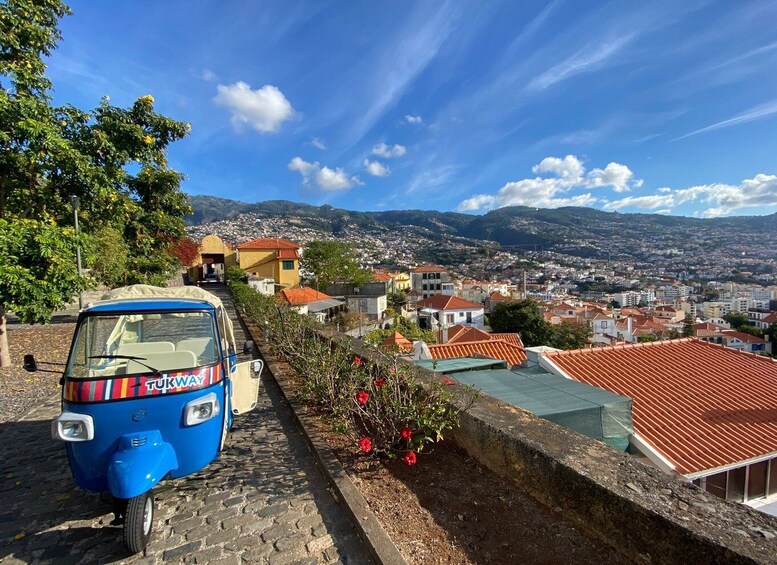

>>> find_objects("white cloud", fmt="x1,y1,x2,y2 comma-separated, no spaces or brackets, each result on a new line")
364,159,390,177
288,157,361,191
310,137,327,150
528,34,637,91
405,115,423,124
586,162,637,193
458,155,640,212
603,174,777,217
214,82,294,133
372,143,407,158
532,155,584,184
673,99,777,141
202,69,217,82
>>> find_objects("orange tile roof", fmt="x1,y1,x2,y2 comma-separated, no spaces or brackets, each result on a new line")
543,339,777,475
488,291,508,300
413,265,447,273
373,272,392,282
238,237,300,250
490,333,524,348
417,294,483,311
380,331,412,352
276,248,300,259
447,326,492,343
763,312,777,324
276,287,332,306
721,330,767,344
429,339,527,367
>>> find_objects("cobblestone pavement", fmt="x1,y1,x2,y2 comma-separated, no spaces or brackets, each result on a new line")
0,285,372,564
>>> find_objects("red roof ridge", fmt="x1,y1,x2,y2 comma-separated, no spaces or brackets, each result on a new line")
545,337,698,357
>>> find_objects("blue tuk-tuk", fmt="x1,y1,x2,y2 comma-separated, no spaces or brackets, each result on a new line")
24,285,262,553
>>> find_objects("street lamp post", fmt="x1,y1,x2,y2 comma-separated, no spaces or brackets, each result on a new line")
70,196,83,310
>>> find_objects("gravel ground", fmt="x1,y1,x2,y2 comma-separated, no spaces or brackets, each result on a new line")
0,320,75,422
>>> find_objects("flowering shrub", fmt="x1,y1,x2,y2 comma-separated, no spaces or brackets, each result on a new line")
229,281,472,465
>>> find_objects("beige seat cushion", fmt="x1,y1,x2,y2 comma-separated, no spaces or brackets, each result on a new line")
117,341,175,356
176,338,215,361
126,351,198,374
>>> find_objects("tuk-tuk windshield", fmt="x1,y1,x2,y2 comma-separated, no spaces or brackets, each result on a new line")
66,311,219,379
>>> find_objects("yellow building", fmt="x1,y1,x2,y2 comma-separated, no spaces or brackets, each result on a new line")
237,238,301,289
391,272,411,292
188,234,238,282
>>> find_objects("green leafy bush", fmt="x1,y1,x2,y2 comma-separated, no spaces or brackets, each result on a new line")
230,281,467,464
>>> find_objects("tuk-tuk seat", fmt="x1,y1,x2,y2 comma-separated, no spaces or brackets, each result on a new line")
117,342,175,356
126,351,197,374
175,338,215,362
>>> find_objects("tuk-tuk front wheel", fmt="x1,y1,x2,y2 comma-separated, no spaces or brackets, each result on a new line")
123,491,154,554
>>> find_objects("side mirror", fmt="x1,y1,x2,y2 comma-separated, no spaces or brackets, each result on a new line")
243,340,254,353
23,354,38,372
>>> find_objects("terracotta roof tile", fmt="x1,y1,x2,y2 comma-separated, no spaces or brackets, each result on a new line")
413,265,447,273
490,333,524,348
488,291,508,300
417,294,483,310
238,237,301,250
721,330,767,344
373,273,392,282
276,248,299,259
543,339,777,475
277,287,332,306
429,339,527,367
380,331,413,352
447,326,492,343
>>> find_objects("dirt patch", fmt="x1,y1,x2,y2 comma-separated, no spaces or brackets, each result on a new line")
0,322,74,422
269,355,631,565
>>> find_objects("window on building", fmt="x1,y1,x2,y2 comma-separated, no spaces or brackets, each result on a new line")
436,284,441,290
727,467,746,502
422,284,428,291
466,312,472,323
446,314,454,324
422,273,428,280
748,461,768,500
770,460,777,497
282,260,294,270
705,472,727,499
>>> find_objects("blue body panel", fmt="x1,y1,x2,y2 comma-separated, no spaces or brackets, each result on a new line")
107,431,179,499
63,382,225,495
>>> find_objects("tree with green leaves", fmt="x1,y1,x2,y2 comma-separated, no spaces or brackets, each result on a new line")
0,0,191,366
723,312,749,330
549,320,592,350
300,240,372,290
489,299,553,347
682,314,695,337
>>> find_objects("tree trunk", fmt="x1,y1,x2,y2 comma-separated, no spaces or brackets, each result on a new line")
0,308,10,368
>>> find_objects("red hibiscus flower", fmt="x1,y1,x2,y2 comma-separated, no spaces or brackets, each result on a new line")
356,391,369,405
359,437,372,453
353,356,362,366
375,377,386,388
401,426,413,441
403,451,417,466
442,376,456,385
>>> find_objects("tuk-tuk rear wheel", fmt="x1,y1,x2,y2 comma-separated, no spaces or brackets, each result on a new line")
123,491,154,554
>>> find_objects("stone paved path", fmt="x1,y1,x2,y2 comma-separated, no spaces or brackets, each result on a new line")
0,285,372,565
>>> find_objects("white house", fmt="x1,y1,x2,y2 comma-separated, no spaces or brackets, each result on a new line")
416,294,485,330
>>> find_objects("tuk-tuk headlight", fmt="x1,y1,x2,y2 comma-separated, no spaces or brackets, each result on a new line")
52,412,94,442
184,392,220,426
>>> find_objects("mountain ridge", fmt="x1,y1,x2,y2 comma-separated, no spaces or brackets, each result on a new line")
185,194,777,248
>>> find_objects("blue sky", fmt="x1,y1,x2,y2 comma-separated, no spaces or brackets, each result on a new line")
47,1,777,217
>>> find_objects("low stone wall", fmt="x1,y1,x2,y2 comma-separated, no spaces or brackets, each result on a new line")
334,335,777,564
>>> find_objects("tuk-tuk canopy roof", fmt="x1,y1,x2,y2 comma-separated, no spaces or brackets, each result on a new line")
92,285,236,351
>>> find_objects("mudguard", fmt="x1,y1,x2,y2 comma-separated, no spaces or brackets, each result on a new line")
107,431,178,499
